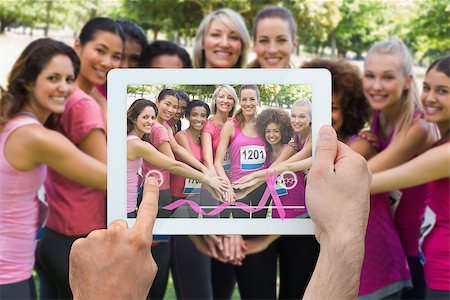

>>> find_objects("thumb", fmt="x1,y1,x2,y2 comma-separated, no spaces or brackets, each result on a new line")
311,125,338,174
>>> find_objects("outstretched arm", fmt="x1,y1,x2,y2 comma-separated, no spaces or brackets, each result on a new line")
9,126,107,190
201,131,218,175
371,143,449,194
164,122,208,173
129,139,228,195
368,119,435,173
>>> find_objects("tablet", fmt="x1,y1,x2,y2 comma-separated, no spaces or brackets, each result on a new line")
108,69,331,234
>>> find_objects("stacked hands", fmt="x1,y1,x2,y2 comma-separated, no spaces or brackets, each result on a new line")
201,171,266,202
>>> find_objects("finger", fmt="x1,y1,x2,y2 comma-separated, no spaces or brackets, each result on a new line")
311,125,338,174
223,236,231,259
204,237,218,258
211,235,224,251
133,177,159,239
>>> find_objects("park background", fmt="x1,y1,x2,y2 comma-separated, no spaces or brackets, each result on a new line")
0,0,449,299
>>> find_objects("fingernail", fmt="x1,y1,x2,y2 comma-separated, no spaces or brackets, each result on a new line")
319,126,334,140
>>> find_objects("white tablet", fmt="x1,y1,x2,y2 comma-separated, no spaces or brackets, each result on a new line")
108,69,331,234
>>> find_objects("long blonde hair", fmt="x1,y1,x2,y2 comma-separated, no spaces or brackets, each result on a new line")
193,8,250,68
366,37,422,139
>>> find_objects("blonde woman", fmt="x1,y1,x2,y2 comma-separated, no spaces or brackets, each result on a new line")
193,8,250,68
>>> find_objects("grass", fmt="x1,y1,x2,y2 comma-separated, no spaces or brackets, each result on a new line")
33,269,242,299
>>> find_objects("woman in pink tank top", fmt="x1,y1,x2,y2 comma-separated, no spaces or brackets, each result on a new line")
214,85,269,218
0,39,107,299
361,37,439,299
372,56,450,299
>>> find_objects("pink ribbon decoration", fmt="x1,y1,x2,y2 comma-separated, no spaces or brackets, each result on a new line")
163,170,286,219
265,169,286,219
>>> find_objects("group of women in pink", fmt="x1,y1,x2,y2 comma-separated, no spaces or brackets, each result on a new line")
0,4,448,300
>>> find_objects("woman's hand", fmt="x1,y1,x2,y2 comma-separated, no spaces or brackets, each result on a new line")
232,173,264,190
202,175,231,199
358,130,379,151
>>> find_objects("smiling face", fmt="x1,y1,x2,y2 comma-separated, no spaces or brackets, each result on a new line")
290,105,311,134
156,95,178,122
27,54,75,117
188,106,208,131
203,18,242,68
76,31,123,89
215,89,235,114
134,106,156,136
254,17,296,68
264,122,282,146
363,53,411,112
421,68,450,133
239,88,258,117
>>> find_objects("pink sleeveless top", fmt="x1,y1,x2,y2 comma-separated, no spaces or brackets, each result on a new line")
228,119,268,183
270,145,306,219
141,122,171,191
422,140,450,291
171,131,203,198
127,135,142,213
0,116,47,284
349,134,411,297
371,110,428,257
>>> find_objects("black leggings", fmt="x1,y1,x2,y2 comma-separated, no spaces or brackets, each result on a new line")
401,256,425,299
35,227,84,299
0,277,36,299
170,236,213,299
211,237,277,299
220,183,268,218
277,235,320,299
147,241,171,300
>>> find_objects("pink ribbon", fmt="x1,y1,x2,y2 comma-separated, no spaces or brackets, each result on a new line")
162,170,286,220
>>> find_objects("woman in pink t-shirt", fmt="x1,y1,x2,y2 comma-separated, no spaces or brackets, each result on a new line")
372,56,450,299
35,17,124,299
0,39,106,299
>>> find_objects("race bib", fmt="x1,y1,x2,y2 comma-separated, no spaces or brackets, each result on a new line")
275,175,288,196
223,149,231,171
240,145,266,171
419,206,437,264
183,178,202,194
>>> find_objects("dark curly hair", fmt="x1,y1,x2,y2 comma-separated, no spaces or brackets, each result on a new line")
302,58,371,140
255,108,293,154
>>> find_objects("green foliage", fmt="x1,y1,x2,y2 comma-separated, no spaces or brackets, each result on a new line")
1,0,447,61
408,0,450,62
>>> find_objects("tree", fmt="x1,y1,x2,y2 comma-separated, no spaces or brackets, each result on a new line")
407,0,450,62
335,0,390,59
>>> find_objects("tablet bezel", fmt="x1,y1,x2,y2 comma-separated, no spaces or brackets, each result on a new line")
108,68,331,234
